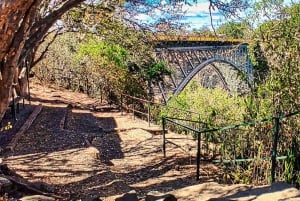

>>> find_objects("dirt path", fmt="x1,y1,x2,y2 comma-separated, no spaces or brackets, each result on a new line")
2,84,218,200
2,83,300,200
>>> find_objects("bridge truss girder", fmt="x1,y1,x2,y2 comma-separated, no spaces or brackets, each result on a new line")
155,44,253,102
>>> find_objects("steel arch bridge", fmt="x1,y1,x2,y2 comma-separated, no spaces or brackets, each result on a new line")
154,36,253,102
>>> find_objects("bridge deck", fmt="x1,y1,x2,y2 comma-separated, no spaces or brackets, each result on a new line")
153,35,251,47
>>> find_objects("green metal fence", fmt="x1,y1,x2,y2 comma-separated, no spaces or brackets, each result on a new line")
117,93,300,185
162,110,300,184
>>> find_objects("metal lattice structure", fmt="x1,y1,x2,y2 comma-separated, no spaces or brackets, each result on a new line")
154,40,253,102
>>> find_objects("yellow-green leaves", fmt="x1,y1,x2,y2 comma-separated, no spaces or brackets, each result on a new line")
77,39,128,68
162,80,246,127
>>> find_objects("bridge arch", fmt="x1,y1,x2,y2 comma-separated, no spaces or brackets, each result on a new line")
173,58,252,96
155,41,253,103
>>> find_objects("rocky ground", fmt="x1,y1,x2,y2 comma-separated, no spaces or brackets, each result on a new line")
0,83,299,200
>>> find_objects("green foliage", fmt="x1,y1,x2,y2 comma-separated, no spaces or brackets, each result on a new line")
247,2,300,186
248,41,269,83
62,1,158,97
77,39,128,68
248,3,300,116
144,61,170,82
74,37,131,97
191,26,215,37
248,3,300,119
160,81,280,185
161,80,246,127
35,28,154,101
217,21,251,39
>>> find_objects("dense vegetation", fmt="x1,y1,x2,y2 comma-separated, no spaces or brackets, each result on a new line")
161,3,300,186
35,30,168,102
28,1,300,187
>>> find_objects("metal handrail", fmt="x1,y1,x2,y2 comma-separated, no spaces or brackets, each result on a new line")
162,110,300,182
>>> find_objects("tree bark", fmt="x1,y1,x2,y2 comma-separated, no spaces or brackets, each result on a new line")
0,0,84,121
0,0,33,60
0,0,37,121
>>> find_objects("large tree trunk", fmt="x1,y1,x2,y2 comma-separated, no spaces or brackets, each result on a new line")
0,0,85,121
0,0,36,121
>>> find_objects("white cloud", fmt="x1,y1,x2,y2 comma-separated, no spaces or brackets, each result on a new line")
135,13,151,21
181,2,219,17
131,1,224,30
180,3,224,30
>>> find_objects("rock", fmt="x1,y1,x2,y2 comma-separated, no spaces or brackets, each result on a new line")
115,190,139,201
90,196,102,201
32,181,55,193
145,191,177,201
19,195,55,201
0,176,13,193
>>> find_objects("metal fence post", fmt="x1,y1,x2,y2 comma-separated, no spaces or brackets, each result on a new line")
147,101,151,127
196,131,201,180
120,94,123,115
26,63,31,105
100,86,103,103
132,96,135,120
271,116,280,183
162,117,166,158
198,114,201,130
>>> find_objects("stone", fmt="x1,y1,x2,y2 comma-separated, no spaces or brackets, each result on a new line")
115,190,139,201
19,195,55,201
145,191,177,201
0,176,13,193
90,196,102,201
32,181,55,193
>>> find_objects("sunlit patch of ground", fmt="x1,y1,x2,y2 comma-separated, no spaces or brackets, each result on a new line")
5,147,104,184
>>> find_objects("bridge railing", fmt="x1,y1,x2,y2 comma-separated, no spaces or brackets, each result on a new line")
153,34,251,43
119,94,204,130
119,94,162,126
162,111,300,184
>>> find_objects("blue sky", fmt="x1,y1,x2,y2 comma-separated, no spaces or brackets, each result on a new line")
127,0,225,30
178,1,224,30
126,0,296,31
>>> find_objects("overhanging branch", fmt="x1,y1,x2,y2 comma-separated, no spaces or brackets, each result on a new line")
20,0,85,66
32,30,62,68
